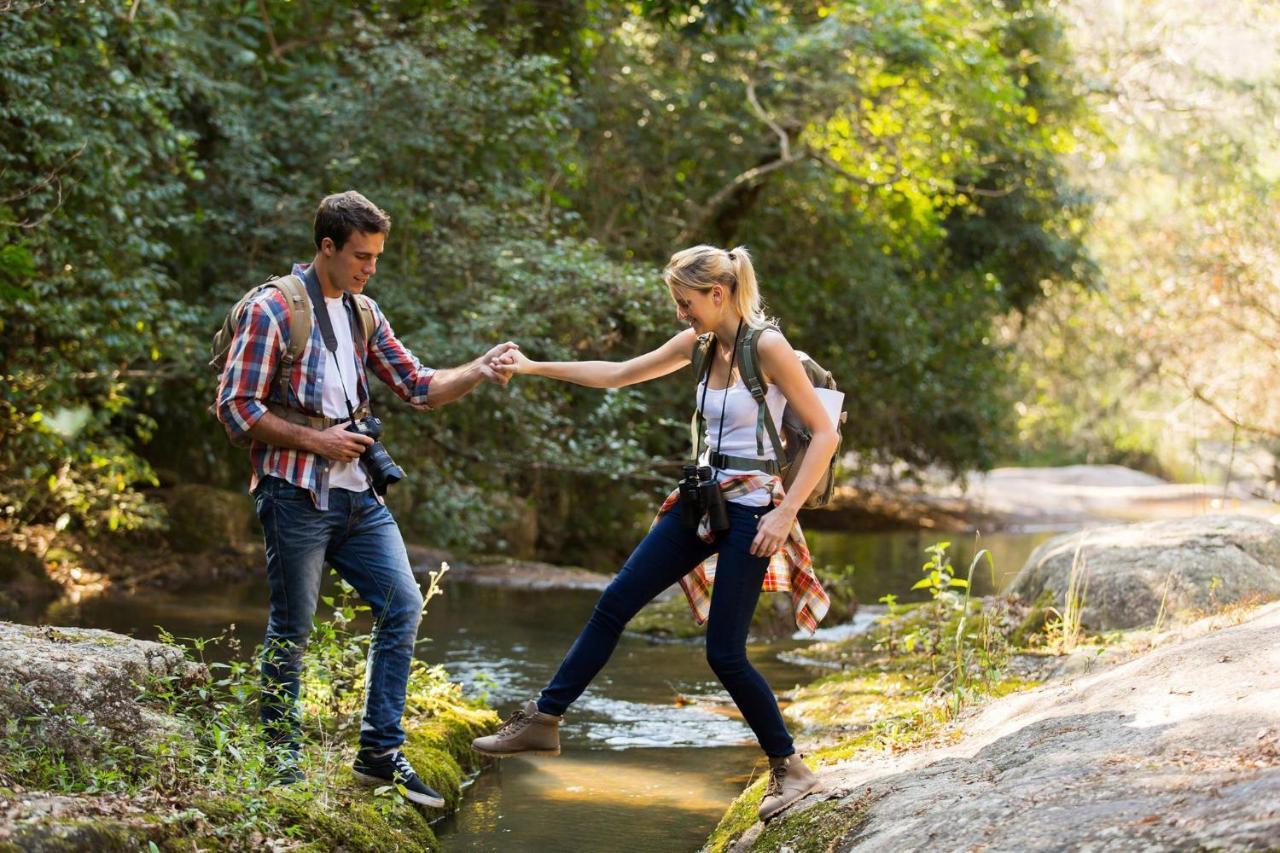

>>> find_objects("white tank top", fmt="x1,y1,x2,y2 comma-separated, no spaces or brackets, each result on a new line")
697,377,786,506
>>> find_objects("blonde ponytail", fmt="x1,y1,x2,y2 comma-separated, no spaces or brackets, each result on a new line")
663,244,772,329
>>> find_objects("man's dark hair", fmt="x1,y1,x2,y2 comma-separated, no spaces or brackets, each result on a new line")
313,191,392,250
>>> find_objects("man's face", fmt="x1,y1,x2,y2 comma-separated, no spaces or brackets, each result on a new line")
323,230,385,295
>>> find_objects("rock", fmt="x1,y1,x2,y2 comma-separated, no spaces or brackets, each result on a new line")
0,621,208,759
161,484,257,553
0,545,60,619
787,602,1280,852
1007,514,1280,630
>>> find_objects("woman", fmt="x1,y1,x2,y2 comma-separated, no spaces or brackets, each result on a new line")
471,245,839,821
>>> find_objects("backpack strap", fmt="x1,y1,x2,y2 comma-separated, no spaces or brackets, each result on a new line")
689,333,715,462
270,274,312,409
350,293,378,353
739,325,787,467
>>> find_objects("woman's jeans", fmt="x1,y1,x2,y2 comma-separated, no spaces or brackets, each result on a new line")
538,501,795,758
253,476,424,752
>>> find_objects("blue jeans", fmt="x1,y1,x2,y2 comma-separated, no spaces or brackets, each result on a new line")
538,502,795,757
253,476,424,751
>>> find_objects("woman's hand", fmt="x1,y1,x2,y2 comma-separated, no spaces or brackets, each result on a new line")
490,348,533,378
751,506,795,557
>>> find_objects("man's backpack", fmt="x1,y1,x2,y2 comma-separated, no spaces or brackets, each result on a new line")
691,325,845,508
209,274,375,447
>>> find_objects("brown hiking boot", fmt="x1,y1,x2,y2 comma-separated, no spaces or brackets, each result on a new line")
758,754,820,821
471,699,562,757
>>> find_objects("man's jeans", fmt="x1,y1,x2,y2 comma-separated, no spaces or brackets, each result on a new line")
253,475,423,751
538,501,795,758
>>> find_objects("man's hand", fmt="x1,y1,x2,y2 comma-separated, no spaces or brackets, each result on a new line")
479,341,520,386
490,348,531,379
310,422,374,463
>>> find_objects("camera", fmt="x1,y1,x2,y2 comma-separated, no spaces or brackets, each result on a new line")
346,416,405,495
678,464,729,532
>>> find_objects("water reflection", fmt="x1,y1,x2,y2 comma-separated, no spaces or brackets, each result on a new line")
437,747,760,853
805,528,1055,602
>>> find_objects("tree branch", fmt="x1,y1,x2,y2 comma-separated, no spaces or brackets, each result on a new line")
0,141,86,230
1185,379,1280,440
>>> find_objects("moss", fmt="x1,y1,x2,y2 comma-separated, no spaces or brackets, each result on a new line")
703,774,771,853
752,798,872,853
3,818,149,852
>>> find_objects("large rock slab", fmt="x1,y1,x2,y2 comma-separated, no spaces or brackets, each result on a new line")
1007,514,1280,629
0,622,207,756
745,602,1280,852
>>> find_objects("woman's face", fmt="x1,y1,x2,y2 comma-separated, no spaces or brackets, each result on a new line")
670,286,722,333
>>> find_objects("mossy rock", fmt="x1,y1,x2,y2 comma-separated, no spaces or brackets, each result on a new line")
162,484,257,553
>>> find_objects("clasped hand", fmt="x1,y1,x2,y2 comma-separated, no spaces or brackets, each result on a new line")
487,347,528,379
479,341,521,385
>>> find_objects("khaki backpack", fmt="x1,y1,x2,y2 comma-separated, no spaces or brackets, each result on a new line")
690,325,845,508
209,274,375,447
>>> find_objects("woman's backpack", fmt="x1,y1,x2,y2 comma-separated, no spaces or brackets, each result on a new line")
690,325,845,508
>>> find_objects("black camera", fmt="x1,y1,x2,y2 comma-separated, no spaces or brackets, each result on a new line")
678,464,729,532
346,416,405,496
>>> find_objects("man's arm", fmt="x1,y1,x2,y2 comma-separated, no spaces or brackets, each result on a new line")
361,297,515,410
419,342,518,409
246,412,373,461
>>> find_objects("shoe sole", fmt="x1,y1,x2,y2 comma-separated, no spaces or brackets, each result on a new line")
352,770,445,808
470,744,561,758
758,779,822,822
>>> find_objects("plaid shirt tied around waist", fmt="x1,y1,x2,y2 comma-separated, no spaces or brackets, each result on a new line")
215,263,434,509
653,473,829,634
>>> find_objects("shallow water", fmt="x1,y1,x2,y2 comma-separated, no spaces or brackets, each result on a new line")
35,527,1054,851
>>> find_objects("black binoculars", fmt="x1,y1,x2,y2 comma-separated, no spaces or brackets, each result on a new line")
678,464,729,532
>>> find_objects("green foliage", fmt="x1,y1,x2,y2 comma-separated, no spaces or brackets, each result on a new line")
1,0,1092,553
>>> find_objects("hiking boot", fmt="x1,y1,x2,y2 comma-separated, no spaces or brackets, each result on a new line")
758,753,820,821
471,699,562,757
352,748,445,808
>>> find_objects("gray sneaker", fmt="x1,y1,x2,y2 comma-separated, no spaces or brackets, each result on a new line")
471,699,562,757
758,753,820,821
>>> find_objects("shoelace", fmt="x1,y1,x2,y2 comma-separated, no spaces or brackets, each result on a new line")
496,709,531,736
764,762,788,797
391,751,417,782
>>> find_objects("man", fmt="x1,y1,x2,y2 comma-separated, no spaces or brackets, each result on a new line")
217,190,515,805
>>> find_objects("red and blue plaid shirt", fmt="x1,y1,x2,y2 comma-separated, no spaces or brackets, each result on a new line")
216,263,434,509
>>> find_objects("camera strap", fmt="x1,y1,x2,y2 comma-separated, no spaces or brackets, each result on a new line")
696,320,743,472
303,266,363,421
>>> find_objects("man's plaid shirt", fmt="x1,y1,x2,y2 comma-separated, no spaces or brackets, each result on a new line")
216,263,434,509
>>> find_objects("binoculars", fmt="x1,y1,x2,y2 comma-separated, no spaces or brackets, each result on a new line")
677,464,729,532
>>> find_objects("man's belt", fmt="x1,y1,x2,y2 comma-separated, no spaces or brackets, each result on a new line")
266,402,370,431
708,451,781,476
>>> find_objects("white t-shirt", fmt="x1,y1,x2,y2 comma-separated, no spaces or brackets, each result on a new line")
321,295,370,493
697,378,786,506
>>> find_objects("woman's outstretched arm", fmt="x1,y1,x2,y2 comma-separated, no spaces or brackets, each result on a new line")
494,328,697,389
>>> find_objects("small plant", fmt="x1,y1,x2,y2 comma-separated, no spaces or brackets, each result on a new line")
1043,536,1089,653
910,542,971,601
